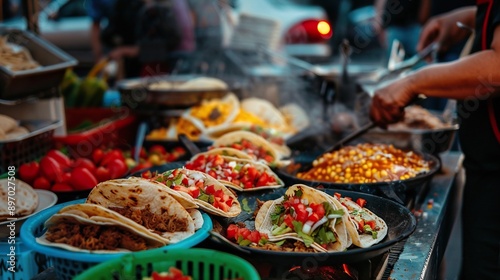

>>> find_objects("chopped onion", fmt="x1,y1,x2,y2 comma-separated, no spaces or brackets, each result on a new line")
310,216,329,233
190,172,204,181
301,198,309,205
228,161,236,168
327,213,344,219
302,220,315,235
306,207,313,215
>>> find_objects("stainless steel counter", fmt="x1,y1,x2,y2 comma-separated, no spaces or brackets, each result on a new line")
387,151,464,280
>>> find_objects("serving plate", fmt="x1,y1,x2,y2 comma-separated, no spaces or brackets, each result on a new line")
0,189,58,238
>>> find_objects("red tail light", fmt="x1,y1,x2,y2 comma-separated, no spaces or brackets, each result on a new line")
285,19,333,44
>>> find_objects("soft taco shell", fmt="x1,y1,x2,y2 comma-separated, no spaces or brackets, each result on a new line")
211,130,281,164
36,203,166,253
156,169,241,218
200,147,254,160
0,179,38,220
86,177,196,243
241,98,288,130
337,197,388,248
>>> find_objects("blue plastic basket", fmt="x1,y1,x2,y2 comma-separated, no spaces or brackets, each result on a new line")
20,199,212,280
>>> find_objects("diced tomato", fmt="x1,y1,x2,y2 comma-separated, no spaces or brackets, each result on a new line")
315,203,325,218
356,198,367,208
256,172,270,186
365,220,376,230
225,197,233,207
308,213,320,223
244,181,253,189
284,214,294,228
188,186,199,198
246,166,258,179
173,185,190,195
227,224,239,240
334,192,341,200
205,185,216,195
172,169,180,177
231,143,243,150
249,230,261,244
182,177,189,186
239,228,251,239
213,154,224,166
214,198,230,212
263,154,274,163
195,180,204,189
357,219,365,232
208,170,217,178
168,267,184,278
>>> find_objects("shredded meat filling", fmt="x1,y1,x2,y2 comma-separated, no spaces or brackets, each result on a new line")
45,222,148,251
109,206,189,233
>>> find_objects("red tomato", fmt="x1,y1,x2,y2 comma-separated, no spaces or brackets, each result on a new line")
95,166,111,182
284,214,294,228
104,158,128,179
365,220,376,230
19,162,40,184
141,170,153,179
249,230,261,244
239,228,251,240
40,156,63,182
70,167,98,190
187,186,199,198
51,183,74,192
101,150,125,166
33,176,51,190
356,198,367,208
205,185,216,195
308,213,320,223
72,158,96,174
149,145,167,155
226,224,239,240
56,172,72,184
91,148,105,164
334,192,341,200
46,150,71,170
357,219,365,232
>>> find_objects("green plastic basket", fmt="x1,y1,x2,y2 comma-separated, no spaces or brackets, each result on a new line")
74,248,260,280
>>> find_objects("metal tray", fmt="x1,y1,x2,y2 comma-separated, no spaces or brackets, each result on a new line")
0,28,77,101
118,74,246,108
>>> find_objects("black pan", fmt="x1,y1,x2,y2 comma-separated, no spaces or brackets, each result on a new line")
274,153,441,205
209,188,417,265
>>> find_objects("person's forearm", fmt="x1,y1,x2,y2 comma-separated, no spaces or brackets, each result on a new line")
411,50,500,100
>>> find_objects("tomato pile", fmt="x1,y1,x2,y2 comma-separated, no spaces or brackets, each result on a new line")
156,168,234,212
147,267,192,280
130,145,186,174
184,154,278,189
215,139,275,163
19,149,128,192
226,224,268,246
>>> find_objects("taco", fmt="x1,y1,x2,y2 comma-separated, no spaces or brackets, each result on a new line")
240,98,289,131
0,179,38,221
255,184,351,252
86,177,197,243
182,93,240,132
197,147,254,160
154,168,241,217
203,124,292,158
334,195,388,248
36,203,166,253
210,130,282,165
184,153,284,191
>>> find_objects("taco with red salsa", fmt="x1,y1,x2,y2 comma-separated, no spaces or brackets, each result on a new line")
255,184,351,252
184,153,284,191
154,168,241,217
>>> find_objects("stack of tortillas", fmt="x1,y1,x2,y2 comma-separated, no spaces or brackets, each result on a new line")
0,114,29,140
0,179,39,221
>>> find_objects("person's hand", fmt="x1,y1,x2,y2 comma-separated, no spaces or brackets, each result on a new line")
417,7,476,57
369,76,417,128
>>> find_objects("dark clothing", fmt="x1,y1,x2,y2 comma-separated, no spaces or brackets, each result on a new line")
458,0,500,171
431,0,475,15
461,170,500,279
382,0,421,28
458,2,500,279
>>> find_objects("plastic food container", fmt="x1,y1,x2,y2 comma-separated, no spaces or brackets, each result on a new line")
74,248,260,280
0,28,77,101
53,108,137,158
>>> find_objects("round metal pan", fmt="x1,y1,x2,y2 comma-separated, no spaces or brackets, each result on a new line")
210,188,417,265
274,153,441,204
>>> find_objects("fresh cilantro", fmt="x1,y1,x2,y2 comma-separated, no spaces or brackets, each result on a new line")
198,192,214,204
294,188,303,198
239,239,252,246
258,237,268,246
271,223,292,235
314,226,336,245
292,221,314,247
364,225,378,239
270,205,284,223
274,239,286,246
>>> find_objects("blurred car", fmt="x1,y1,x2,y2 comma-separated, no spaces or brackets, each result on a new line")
0,0,333,68
235,0,332,58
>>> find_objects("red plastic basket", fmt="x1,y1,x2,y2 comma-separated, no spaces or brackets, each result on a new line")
53,108,138,158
